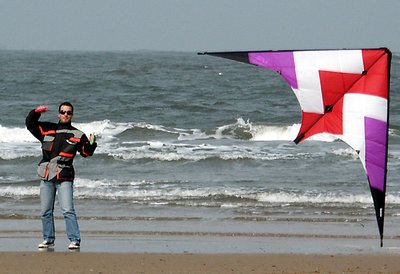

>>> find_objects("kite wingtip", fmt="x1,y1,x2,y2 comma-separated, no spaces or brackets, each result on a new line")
294,133,304,144
380,47,391,54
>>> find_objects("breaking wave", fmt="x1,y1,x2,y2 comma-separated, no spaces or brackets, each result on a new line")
0,118,342,161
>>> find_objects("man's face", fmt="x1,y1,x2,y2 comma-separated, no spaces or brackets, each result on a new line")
58,105,73,124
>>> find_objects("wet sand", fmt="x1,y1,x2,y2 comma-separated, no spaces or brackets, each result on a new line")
2,219,400,273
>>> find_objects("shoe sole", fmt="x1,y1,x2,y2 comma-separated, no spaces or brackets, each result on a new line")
38,245,54,249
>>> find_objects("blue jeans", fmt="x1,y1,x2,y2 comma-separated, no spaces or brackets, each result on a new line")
40,180,80,243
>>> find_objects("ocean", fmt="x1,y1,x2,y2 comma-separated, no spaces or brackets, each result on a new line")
0,50,400,248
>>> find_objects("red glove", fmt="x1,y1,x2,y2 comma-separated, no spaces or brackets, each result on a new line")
34,105,48,113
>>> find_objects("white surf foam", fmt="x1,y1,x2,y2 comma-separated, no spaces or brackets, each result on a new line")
0,125,38,143
107,141,316,162
250,122,338,142
4,177,400,206
0,119,363,161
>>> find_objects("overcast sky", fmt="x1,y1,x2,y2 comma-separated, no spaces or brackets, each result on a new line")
1,0,399,52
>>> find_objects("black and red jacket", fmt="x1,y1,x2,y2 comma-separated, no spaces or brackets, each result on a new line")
26,109,97,183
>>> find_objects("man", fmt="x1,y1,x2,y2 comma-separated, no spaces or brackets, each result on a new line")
26,102,97,250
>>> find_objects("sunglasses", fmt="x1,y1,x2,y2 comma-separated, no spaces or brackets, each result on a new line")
59,110,73,116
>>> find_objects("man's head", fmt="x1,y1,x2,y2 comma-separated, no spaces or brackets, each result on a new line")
58,102,74,124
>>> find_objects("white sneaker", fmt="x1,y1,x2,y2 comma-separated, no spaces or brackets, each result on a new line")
38,240,54,249
68,241,80,250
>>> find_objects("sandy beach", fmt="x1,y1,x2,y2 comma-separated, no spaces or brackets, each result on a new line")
1,252,400,273
2,218,400,273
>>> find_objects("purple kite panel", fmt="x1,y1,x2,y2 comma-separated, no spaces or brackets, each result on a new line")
365,117,388,192
248,52,298,89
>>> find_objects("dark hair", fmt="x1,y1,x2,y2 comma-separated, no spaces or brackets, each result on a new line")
59,102,74,113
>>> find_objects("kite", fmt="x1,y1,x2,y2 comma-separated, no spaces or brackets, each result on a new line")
199,48,392,246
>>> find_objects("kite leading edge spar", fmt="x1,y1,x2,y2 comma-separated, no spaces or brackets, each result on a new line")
199,48,392,246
